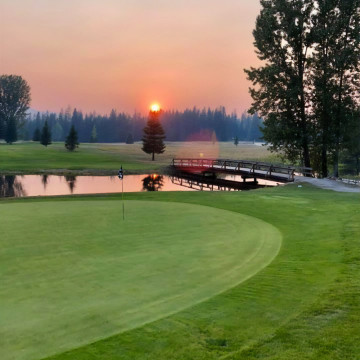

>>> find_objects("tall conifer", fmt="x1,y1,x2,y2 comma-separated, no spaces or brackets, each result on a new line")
142,110,166,161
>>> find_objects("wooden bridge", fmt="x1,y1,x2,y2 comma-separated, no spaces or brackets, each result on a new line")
172,158,312,183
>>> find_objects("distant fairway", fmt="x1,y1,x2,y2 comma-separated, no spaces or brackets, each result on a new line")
0,141,278,174
0,200,281,360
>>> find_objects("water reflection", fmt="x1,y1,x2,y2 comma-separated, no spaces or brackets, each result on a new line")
64,175,77,194
170,174,269,191
0,175,27,197
0,174,278,198
42,175,49,189
142,175,164,191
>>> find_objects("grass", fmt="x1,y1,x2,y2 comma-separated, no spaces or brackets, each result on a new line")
0,200,281,360
1,184,360,359
0,141,279,175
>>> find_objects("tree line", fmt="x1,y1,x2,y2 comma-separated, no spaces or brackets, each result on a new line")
246,0,360,177
20,107,263,144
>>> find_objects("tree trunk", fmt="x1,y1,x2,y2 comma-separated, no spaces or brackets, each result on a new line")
152,152,155,161
333,148,339,178
303,142,311,171
298,38,311,172
321,143,328,178
356,156,360,176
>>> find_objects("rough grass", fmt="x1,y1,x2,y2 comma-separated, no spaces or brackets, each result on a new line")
1,184,359,359
0,141,279,174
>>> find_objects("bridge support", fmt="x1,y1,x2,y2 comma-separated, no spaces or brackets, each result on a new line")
241,176,258,184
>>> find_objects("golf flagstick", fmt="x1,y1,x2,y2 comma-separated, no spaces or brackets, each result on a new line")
118,166,124,220
122,175,124,220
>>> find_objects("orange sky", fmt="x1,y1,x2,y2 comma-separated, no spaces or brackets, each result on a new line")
0,0,261,115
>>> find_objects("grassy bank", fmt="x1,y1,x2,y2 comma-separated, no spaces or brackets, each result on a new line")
0,141,278,175
1,185,359,359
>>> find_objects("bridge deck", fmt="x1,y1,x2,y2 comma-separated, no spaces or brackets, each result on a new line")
172,158,310,183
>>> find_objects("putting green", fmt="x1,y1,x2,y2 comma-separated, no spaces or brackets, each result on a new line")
0,200,281,360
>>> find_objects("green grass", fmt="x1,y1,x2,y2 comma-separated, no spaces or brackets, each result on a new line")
1,185,360,360
0,141,279,174
0,200,281,360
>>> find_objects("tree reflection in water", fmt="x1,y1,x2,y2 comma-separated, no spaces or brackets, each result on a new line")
41,175,49,190
0,176,27,197
142,174,164,191
64,175,77,193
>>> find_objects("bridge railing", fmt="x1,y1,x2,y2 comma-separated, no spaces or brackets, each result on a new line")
172,158,309,181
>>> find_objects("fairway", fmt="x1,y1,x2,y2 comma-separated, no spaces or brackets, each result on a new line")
0,200,281,360
0,141,278,174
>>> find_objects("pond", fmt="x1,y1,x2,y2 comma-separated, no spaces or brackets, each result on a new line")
0,174,280,198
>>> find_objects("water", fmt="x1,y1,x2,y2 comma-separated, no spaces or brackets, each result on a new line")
0,174,280,198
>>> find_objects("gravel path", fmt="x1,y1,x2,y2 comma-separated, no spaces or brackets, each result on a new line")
294,176,360,193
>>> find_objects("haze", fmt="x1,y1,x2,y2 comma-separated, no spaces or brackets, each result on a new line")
0,0,261,114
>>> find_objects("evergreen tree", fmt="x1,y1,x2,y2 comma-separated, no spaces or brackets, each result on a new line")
32,127,41,141
126,133,134,144
52,122,64,141
65,125,79,151
211,130,217,144
90,124,97,143
234,136,239,146
142,110,166,161
40,120,52,147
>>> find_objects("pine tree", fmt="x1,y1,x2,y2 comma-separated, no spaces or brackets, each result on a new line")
90,124,97,143
126,133,134,144
142,110,166,161
65,125,79,151
211,130,217,144
52,122,64,141
5,117,17,144
32,128,41,141
40,120,52,147
234,136,239,146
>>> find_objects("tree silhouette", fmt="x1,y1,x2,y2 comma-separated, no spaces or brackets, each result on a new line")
40,120,52,147
0,75,31,143
142,110,166,161
32,127,41,141
90,124,97,143
5,117,17,144
126,133,134,144
65,125,79,151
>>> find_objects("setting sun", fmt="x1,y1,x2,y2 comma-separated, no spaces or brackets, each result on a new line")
150,103,160,112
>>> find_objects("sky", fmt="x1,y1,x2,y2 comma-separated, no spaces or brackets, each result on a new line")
0,0,261,115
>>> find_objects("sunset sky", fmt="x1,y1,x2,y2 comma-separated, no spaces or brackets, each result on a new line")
1,0,261,115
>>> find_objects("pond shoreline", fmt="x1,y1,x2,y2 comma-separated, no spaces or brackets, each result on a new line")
0,166,172,177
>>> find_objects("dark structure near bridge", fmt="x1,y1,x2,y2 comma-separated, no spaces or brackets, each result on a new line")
172,158,312,183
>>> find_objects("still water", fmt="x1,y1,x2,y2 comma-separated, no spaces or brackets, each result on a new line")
0,174,279,198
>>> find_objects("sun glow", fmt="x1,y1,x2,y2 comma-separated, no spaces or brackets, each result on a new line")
150,103,160,112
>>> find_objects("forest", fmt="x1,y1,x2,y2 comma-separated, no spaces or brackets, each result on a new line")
20,107,263,143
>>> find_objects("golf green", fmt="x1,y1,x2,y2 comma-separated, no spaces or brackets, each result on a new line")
0,200,281,360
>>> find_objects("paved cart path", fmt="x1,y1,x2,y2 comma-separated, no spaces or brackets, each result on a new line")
295,176,360,193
